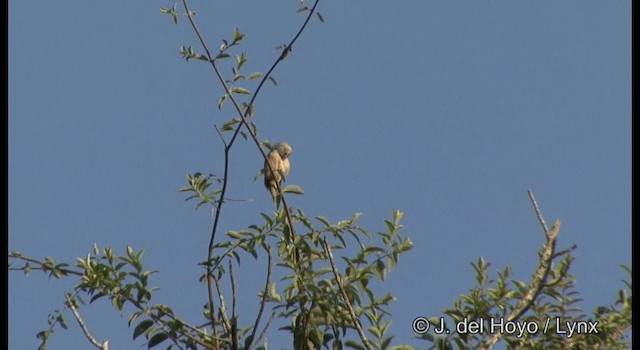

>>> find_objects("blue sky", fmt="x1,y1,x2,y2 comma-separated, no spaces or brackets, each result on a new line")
9,1,630,349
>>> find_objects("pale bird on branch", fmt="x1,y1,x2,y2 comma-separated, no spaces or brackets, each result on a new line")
263,142,292,206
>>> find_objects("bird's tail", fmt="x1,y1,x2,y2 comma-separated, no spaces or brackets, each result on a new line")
268,182,281,208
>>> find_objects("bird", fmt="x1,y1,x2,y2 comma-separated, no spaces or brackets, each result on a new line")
263,142,292,205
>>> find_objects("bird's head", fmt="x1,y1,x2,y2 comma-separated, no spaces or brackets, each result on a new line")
275,142,293,159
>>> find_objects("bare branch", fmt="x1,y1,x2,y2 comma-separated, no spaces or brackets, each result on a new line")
527,189,549,235
255,312,276,348
480,192,562,349
213,275,232,336
249,246,273,348
214,124,229,148
65,293,109,350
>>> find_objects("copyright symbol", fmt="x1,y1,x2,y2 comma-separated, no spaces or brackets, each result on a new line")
412,317,430,334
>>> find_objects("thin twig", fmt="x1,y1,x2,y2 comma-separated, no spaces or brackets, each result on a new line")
527,189,549,235
230,259,237,322
64,293,109,350
213,275,232,335
229,259,239,350
214,124,229,148
553,244,577,258
180,0,234,330
8,253,83,276
322,238,373,350
249,246,273,348
249,1,320,106
256,312,276,347
231,317,238,350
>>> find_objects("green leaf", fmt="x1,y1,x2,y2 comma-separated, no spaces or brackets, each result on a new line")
133,319,154,340
194,54,209,62
231,86,251,95
232,28,245,43
128,311,142,327
316,216,330,226
159,5,178,25
58,315,68,329
262,140,273,150
148,332,169,348
221,117,239,129
37,330,52,350
236,52,247,69
375,260,387,280
398,239,413,252
512,280,527,292
218,94,227,110
364,246,385,254
368,326,382,339
283,185,304,195
344,340,366,350
381,337,394,350
268,282,282,302
254,169,265,182
243,103,255,118
247,72,263,80
384,220,395,234
23,262,31,275
227,231,243,239
90,292,105,303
